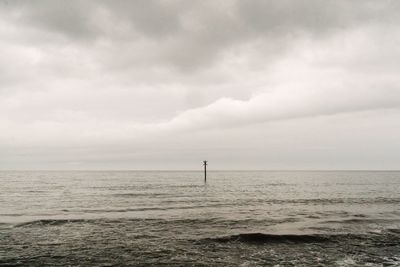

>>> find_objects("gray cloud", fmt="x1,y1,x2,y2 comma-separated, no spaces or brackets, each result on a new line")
0,0,399,169
3,0,399,71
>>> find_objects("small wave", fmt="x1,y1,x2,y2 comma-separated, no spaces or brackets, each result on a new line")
386,228,400,235
353,214,367,218
79,206,190,213
78,203,238,213
112,193,170,197
0,222,12,228
207,233,330,244
0,213,25,217
14,218,167,228
250,197,400,205
168,184,207,188
16,219,87,227
321,218,399,224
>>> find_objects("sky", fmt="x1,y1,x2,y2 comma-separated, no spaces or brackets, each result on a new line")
1,0,400,170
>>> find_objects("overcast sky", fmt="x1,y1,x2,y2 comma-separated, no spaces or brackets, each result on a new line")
1,0,399,170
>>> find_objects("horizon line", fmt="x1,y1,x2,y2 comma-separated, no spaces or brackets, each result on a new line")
0,169,399,172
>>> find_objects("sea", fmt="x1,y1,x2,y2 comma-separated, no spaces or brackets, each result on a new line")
0,171,399,266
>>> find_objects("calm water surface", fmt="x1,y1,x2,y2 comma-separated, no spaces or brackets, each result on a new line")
0,171,399,266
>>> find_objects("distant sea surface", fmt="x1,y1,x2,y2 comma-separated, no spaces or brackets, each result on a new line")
1,171,399,266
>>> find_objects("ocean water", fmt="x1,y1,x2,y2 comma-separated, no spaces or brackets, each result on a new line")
0,171,399,266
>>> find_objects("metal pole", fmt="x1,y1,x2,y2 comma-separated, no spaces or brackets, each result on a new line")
203,160,207,183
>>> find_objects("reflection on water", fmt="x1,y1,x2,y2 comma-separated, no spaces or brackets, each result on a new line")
0,171,399,265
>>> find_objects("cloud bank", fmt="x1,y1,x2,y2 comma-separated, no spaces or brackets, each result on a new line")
0,0,399,169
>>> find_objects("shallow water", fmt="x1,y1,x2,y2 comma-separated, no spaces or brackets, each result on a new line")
0,171,399,266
